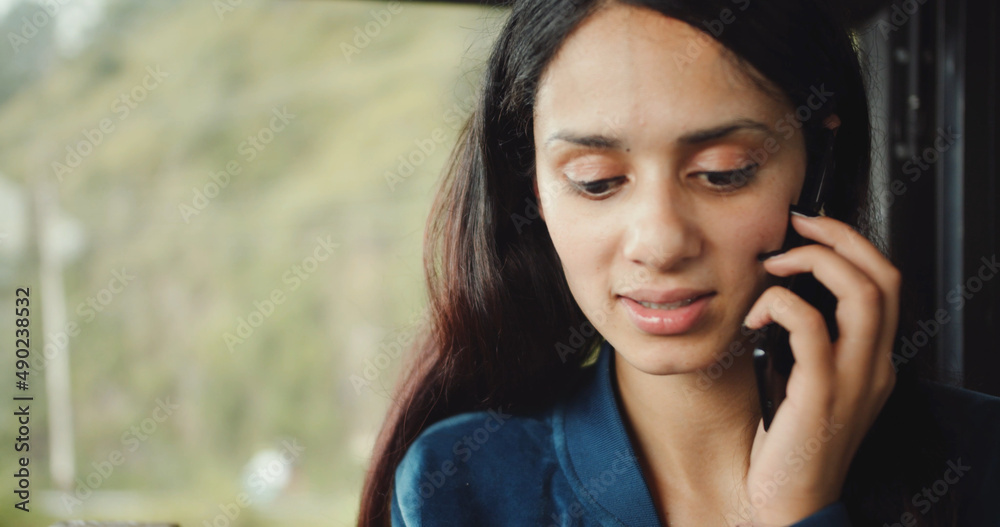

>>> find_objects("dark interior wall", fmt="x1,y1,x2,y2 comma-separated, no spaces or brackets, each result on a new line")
872,0,999,395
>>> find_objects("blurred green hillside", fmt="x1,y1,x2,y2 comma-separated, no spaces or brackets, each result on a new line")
0,0,501,525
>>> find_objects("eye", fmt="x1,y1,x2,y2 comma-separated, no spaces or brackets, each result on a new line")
694,163,759,191
567,175,627,198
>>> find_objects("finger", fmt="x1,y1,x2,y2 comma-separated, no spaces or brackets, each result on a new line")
788,214,898,300
788,215,901,361
762,244,884,378
744,286,835,400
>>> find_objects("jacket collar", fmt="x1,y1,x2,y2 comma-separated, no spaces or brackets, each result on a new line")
555,339,662,526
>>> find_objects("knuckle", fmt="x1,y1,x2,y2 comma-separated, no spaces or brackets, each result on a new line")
835,222,858,244
771,289,798,314
762,285,789,303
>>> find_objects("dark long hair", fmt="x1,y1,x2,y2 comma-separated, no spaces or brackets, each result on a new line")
358,1,957,525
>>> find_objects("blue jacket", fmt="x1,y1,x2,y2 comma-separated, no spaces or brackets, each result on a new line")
392,339,1000,526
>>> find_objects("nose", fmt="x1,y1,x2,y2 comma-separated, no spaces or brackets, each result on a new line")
621,179,702,271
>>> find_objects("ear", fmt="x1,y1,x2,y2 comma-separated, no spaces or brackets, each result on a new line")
823,113,841,136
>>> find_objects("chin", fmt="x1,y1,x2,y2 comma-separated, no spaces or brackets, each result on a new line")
610,330,730,376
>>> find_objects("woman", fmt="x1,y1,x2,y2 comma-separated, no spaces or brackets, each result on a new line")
359,0,1000,525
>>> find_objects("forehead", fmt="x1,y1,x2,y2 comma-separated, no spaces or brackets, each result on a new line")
534,4,786,147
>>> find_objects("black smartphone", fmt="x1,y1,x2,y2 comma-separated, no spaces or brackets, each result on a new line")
752,128,839,431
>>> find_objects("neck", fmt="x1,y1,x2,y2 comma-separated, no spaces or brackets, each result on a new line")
613,339,762,503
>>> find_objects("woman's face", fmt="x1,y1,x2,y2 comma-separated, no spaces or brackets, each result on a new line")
533,4,807,375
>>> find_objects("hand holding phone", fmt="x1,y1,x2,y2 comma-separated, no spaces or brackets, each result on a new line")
752,128,838,431
741,119,902,523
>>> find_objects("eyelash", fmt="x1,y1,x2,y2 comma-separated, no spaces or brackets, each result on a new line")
568,163,760,198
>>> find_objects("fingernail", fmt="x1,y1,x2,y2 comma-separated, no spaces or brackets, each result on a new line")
789,203,821,218
757,250,787,262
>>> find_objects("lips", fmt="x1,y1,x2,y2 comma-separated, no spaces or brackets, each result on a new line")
618,289,715,335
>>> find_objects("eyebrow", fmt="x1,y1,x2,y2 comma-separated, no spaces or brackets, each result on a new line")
544,118,773,150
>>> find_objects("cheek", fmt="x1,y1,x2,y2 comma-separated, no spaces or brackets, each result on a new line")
538,177,593,258
725,174,799,254
740,210,789,253
541,199,617,309
547,214,601,282
708,203,790,287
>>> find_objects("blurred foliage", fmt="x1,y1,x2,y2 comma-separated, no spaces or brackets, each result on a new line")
0,0,500,525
